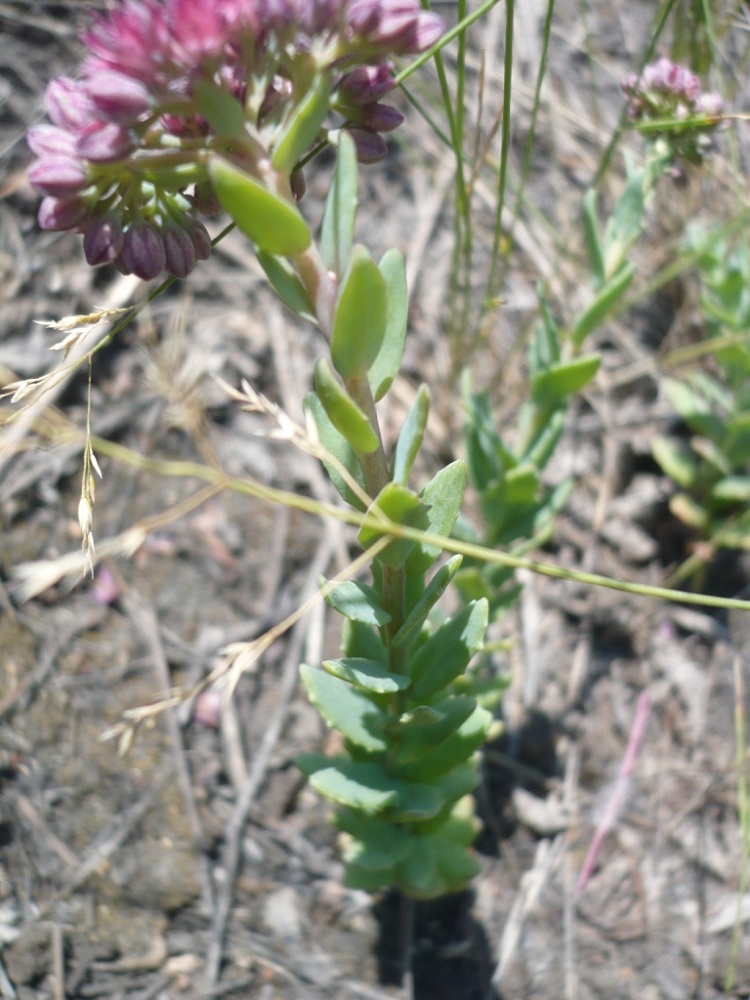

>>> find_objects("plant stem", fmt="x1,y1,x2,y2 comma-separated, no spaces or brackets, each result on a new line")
345,374,408,677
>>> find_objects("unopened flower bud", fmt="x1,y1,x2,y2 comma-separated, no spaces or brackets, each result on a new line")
83,69,152,123
120,222,167,280
347,0,382,35
76,122,134,163
27,125,78,158
337,63,396,105
27,156,88,198
193,181,223,217
163,226,197,277
38,196,89,231
290,168,306,201
45,76,95,131
189,220,212,261
357,102,403,132
342,127,388,163
83,214,124,266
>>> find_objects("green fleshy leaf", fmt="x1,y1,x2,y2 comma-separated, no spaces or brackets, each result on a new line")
341,618,388,665
300,664,388,752
669,492,709,530
582,188,605,287
271,73,329,173
652,435,699,489
358,482,429,568
323,657,411,694
569,263,634,347
256,250,316,323
391,385,430,486
396,708,491,781
297,755,397,813
368,249,408,401
712,476,750,502
194,80,246,139
313,358,380,455
303,392,366,510
387,781,443,821
209,156,311,257
662,376,725,440
392,555,463,650
531,353,601,404
331,245,387,379
392,695,476,764
336,810,413,869
396,840,438,895
408,600,488,701
520,405,565,469
320,577,391,626
405,461,467,576
529,296,561,375
320,130,358,277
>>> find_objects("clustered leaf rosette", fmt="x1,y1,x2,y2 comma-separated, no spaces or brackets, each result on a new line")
27,0,443,280
622,57,725,167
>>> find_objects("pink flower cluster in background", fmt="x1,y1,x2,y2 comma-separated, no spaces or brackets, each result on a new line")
622,57,725,167
27,0,443,280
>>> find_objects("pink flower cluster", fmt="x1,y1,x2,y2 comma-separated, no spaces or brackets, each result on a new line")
622,58,725,166
27,0,443,279
623,58,724,120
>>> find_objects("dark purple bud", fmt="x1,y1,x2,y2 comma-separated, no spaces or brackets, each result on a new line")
189,220,212,261
83,214,124,266
113,251,133,276
120,222,166,280
75,122,134,163
358,102,403,132
27,125,77,158
45,77,96,131
337,63,396,105
290,168,306,201
38,196,89,231
163,226,196,278
27,156,88,197
347,0,382,35
343,127,388,163
193,181,223,217
298,0,338,34
83,69,152,124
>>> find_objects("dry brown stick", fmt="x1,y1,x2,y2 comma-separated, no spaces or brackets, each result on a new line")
203,535,333,990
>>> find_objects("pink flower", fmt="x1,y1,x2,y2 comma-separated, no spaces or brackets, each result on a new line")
27,156,88,198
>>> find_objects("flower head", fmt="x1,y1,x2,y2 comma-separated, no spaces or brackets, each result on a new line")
28,0,442,279
622,57,725,166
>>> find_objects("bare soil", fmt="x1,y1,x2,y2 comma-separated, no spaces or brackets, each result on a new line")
1,2,750,999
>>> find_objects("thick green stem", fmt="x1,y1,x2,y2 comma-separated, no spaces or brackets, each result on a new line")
294,241,408,683
345,374,408,682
